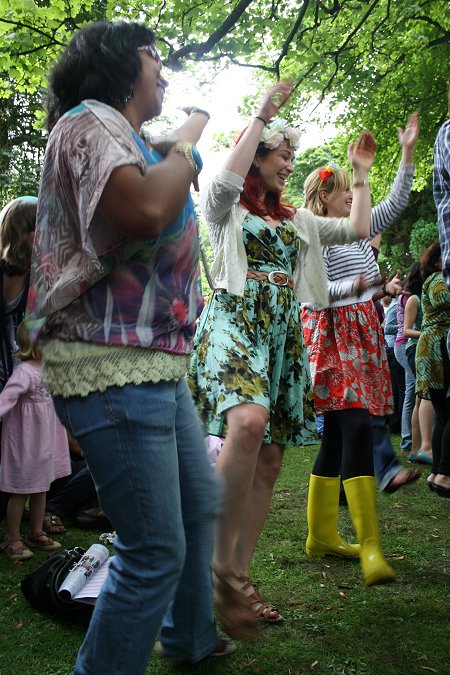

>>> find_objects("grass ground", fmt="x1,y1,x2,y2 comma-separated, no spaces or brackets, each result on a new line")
0,438,449,675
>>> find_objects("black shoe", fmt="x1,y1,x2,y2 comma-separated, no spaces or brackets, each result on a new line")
75,507,112,530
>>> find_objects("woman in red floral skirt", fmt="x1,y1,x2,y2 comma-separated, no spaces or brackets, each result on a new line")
301,114,419,586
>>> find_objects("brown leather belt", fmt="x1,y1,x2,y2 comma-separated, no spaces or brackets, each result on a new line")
246,269,293,289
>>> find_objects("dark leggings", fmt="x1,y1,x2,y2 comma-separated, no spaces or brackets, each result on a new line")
429,389,450,476
312,408,374,480
428,338,450,477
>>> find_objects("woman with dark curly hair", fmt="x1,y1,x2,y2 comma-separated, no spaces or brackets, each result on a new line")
415,242,450,497
27,20,225,674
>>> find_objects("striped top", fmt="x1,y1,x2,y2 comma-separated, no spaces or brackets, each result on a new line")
306,162,415,309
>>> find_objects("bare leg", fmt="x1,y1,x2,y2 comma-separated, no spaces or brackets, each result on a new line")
411,396,421,454
213,403,268,574
5,494,28,541
29,492,47,534
3,494,28,551
418,398,434,455
234,443,283,577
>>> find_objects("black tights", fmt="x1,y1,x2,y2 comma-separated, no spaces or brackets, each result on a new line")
429,388,450,476
312,408,374,481
428,338,450,477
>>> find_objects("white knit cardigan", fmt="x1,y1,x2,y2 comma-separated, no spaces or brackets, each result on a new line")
201,169,358,309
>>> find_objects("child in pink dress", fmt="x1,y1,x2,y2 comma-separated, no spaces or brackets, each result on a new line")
0,322,70,560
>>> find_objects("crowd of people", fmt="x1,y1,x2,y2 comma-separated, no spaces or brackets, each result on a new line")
0,18,449,675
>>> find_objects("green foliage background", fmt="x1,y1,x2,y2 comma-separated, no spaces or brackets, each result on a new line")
0,0,449,266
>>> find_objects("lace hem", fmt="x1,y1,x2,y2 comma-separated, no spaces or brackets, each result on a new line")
42,341,189,398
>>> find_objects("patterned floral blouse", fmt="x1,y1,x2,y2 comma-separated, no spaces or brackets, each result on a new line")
28,100,203,356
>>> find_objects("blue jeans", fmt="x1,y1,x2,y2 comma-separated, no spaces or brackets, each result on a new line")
394,343,415,450
54,379,219,674
370,415,401,491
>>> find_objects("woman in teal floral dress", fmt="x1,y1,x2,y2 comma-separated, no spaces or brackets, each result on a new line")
415,242,450,495
189,82,375,636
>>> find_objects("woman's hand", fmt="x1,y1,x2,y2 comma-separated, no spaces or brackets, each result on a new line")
347,130,377,174
353,274,370,296
398,112,419,163
385,269,403,297
256,81,293,124
150,140,174,158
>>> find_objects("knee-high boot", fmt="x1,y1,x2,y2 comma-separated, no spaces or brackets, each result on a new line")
343,476,395,586
306,475,360,558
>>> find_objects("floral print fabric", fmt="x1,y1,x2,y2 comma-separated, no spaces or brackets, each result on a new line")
302,301,393,416
28,100,202,355
188,213,316,446
416,272,450,399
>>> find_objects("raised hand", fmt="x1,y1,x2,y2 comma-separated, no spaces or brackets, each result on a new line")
397,112,419,150
385,269,403,297
347,130,377,174
256,81,293,125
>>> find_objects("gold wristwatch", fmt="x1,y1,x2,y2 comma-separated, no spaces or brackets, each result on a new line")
170,142,197,175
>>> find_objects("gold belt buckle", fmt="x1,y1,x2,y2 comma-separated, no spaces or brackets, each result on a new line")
268,270,289,286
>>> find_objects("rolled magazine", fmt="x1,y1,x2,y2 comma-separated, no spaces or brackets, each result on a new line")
59,543,114,605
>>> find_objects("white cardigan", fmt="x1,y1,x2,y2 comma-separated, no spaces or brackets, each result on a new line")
201,169,358,308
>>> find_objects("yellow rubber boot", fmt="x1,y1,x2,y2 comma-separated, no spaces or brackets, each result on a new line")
343,476,395,586
306,475,360,559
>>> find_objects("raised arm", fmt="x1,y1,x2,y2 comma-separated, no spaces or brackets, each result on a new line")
370,113,419,237
223,81,293,178
347,131,376,238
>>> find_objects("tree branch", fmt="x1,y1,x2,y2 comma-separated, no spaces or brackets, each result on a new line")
0,18,65,47
165,0,255,70
274,0,310,78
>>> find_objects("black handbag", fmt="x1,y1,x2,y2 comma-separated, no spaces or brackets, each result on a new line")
21,546,94,625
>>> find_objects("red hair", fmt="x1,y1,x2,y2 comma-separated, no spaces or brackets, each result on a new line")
235,128,296,221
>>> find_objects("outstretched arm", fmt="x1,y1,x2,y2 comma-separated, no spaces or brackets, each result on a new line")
370,113,419,237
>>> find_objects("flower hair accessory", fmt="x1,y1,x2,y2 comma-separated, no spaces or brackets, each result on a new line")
260,119,300,151
317,162,339,190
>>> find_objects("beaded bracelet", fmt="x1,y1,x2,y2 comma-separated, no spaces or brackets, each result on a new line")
190,107,211,120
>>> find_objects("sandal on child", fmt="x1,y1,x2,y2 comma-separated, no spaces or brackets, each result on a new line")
0,539,34,561
25,531,62,551
237,576,284,624
212,568,258,640
43,512,67,535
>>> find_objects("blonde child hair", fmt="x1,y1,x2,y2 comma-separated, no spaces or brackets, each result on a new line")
14,321,42,362
303,166,351,216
